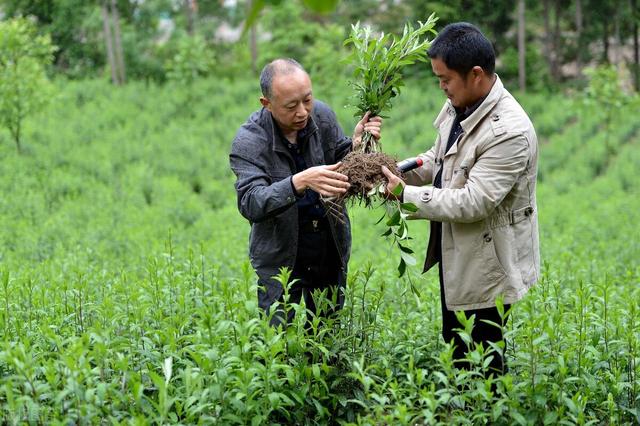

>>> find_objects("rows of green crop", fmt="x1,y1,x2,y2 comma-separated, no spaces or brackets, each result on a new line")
516,90,578,140
0,77,638,424
540,100,640,192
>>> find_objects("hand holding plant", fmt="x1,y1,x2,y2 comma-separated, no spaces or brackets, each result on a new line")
335,16,438,205
327,16,438,277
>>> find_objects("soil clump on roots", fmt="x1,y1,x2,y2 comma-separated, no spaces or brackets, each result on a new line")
335,151,401,205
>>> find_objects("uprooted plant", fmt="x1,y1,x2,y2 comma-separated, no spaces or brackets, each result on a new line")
323,16,438,277
334,15,438,206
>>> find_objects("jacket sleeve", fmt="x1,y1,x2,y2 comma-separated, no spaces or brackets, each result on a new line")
403,145,437,186
335,132,353,162
229,134,297,223
403,134,530,223
328,110,353,162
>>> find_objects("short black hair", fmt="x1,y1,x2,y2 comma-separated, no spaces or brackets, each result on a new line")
260,58,306,99
427,22,495,76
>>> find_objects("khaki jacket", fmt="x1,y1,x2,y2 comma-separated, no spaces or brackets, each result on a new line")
403,76,540,311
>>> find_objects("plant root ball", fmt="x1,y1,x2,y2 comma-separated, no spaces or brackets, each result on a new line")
336,151,401,205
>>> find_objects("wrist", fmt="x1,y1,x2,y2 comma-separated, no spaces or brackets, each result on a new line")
292,173,307,195
352,135,361,150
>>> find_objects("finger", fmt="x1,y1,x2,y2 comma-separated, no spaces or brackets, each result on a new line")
325,171,349,181
324,178,350,189
364,122,381,133
381,166,393,179
361,111,371,123
324,162,341,171
318,184,348,197
315,174,351,188
315,167,348,181
367,129,381,139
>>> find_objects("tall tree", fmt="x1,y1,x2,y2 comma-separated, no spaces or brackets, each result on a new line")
101,2,118,84
247,0,259,74
576,0,584,71
518,0,526,91
0,0,100,76
632,0,639,91
0,18,55,152
100,0,125,85
184,0,197,35
542,0,564,81
111,0,126,84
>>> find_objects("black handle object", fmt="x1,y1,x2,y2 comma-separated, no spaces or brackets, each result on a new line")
397,157,424,173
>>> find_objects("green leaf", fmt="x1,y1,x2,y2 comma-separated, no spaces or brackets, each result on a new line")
410,281,421,297
242,0,265,35
386,210,401,226
400,251,417,266
391,184,404,197
380,228,392,237
398,244,414,254
301,0,340,14
400,202,418,213
397,258,406,277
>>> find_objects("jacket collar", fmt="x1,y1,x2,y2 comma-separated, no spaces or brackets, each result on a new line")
263,108,319,154
459,74,503,135
432,74,504,134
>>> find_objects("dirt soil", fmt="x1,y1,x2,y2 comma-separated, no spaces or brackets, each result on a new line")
335,151,401,205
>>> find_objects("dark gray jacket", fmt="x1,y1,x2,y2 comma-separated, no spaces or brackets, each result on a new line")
229,101,352,309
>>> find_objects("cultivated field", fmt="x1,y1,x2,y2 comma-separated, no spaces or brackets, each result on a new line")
0,76,638,424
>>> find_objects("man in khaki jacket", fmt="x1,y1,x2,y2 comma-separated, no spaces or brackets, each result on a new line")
382,23,539,375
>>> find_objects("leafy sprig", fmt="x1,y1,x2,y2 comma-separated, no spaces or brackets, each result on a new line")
376,184,420,283
344,15,438,153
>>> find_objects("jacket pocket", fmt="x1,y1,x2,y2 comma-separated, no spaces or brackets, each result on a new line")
451,164,470,188
480,229,510,280
488,224,518,278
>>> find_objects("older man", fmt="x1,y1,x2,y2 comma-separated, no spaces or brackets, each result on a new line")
230,58,381,327
383,23,540,375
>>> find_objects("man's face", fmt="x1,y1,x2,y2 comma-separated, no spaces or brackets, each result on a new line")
262,69,313,134
431,57,476,109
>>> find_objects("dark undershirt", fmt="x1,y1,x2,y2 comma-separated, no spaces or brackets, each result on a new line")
276,124,326,224
432,96,486,262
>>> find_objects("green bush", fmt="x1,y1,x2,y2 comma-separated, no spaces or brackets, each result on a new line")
165,34,216,86
0,18,56,153
0,76,639,423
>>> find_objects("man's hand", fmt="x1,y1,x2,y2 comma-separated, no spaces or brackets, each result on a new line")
381,166,405,200
352,111,383,149
292,163,350,197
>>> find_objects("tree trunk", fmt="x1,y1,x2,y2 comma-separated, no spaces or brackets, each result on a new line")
633,0,639,91
184,0,196,35
614,0,622,64
101,2,118,85
249,10,258,75
111,0,126,84
552,0,561,80
542,0,556,81
576,0,583,72
603,19,610,63
518,0,526,92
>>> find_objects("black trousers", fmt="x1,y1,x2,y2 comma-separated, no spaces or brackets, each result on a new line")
269,221,343,328
439,263,510,375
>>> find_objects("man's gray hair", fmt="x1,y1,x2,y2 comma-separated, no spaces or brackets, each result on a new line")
260,58,306,99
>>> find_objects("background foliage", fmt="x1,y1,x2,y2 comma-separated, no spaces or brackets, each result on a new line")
1,0,640,424
0,0,638,90
0,72,639,423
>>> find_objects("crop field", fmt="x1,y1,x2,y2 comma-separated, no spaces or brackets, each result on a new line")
0,76,639,424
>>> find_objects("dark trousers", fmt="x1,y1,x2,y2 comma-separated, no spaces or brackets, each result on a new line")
439,263,510,375
269,221,343,328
